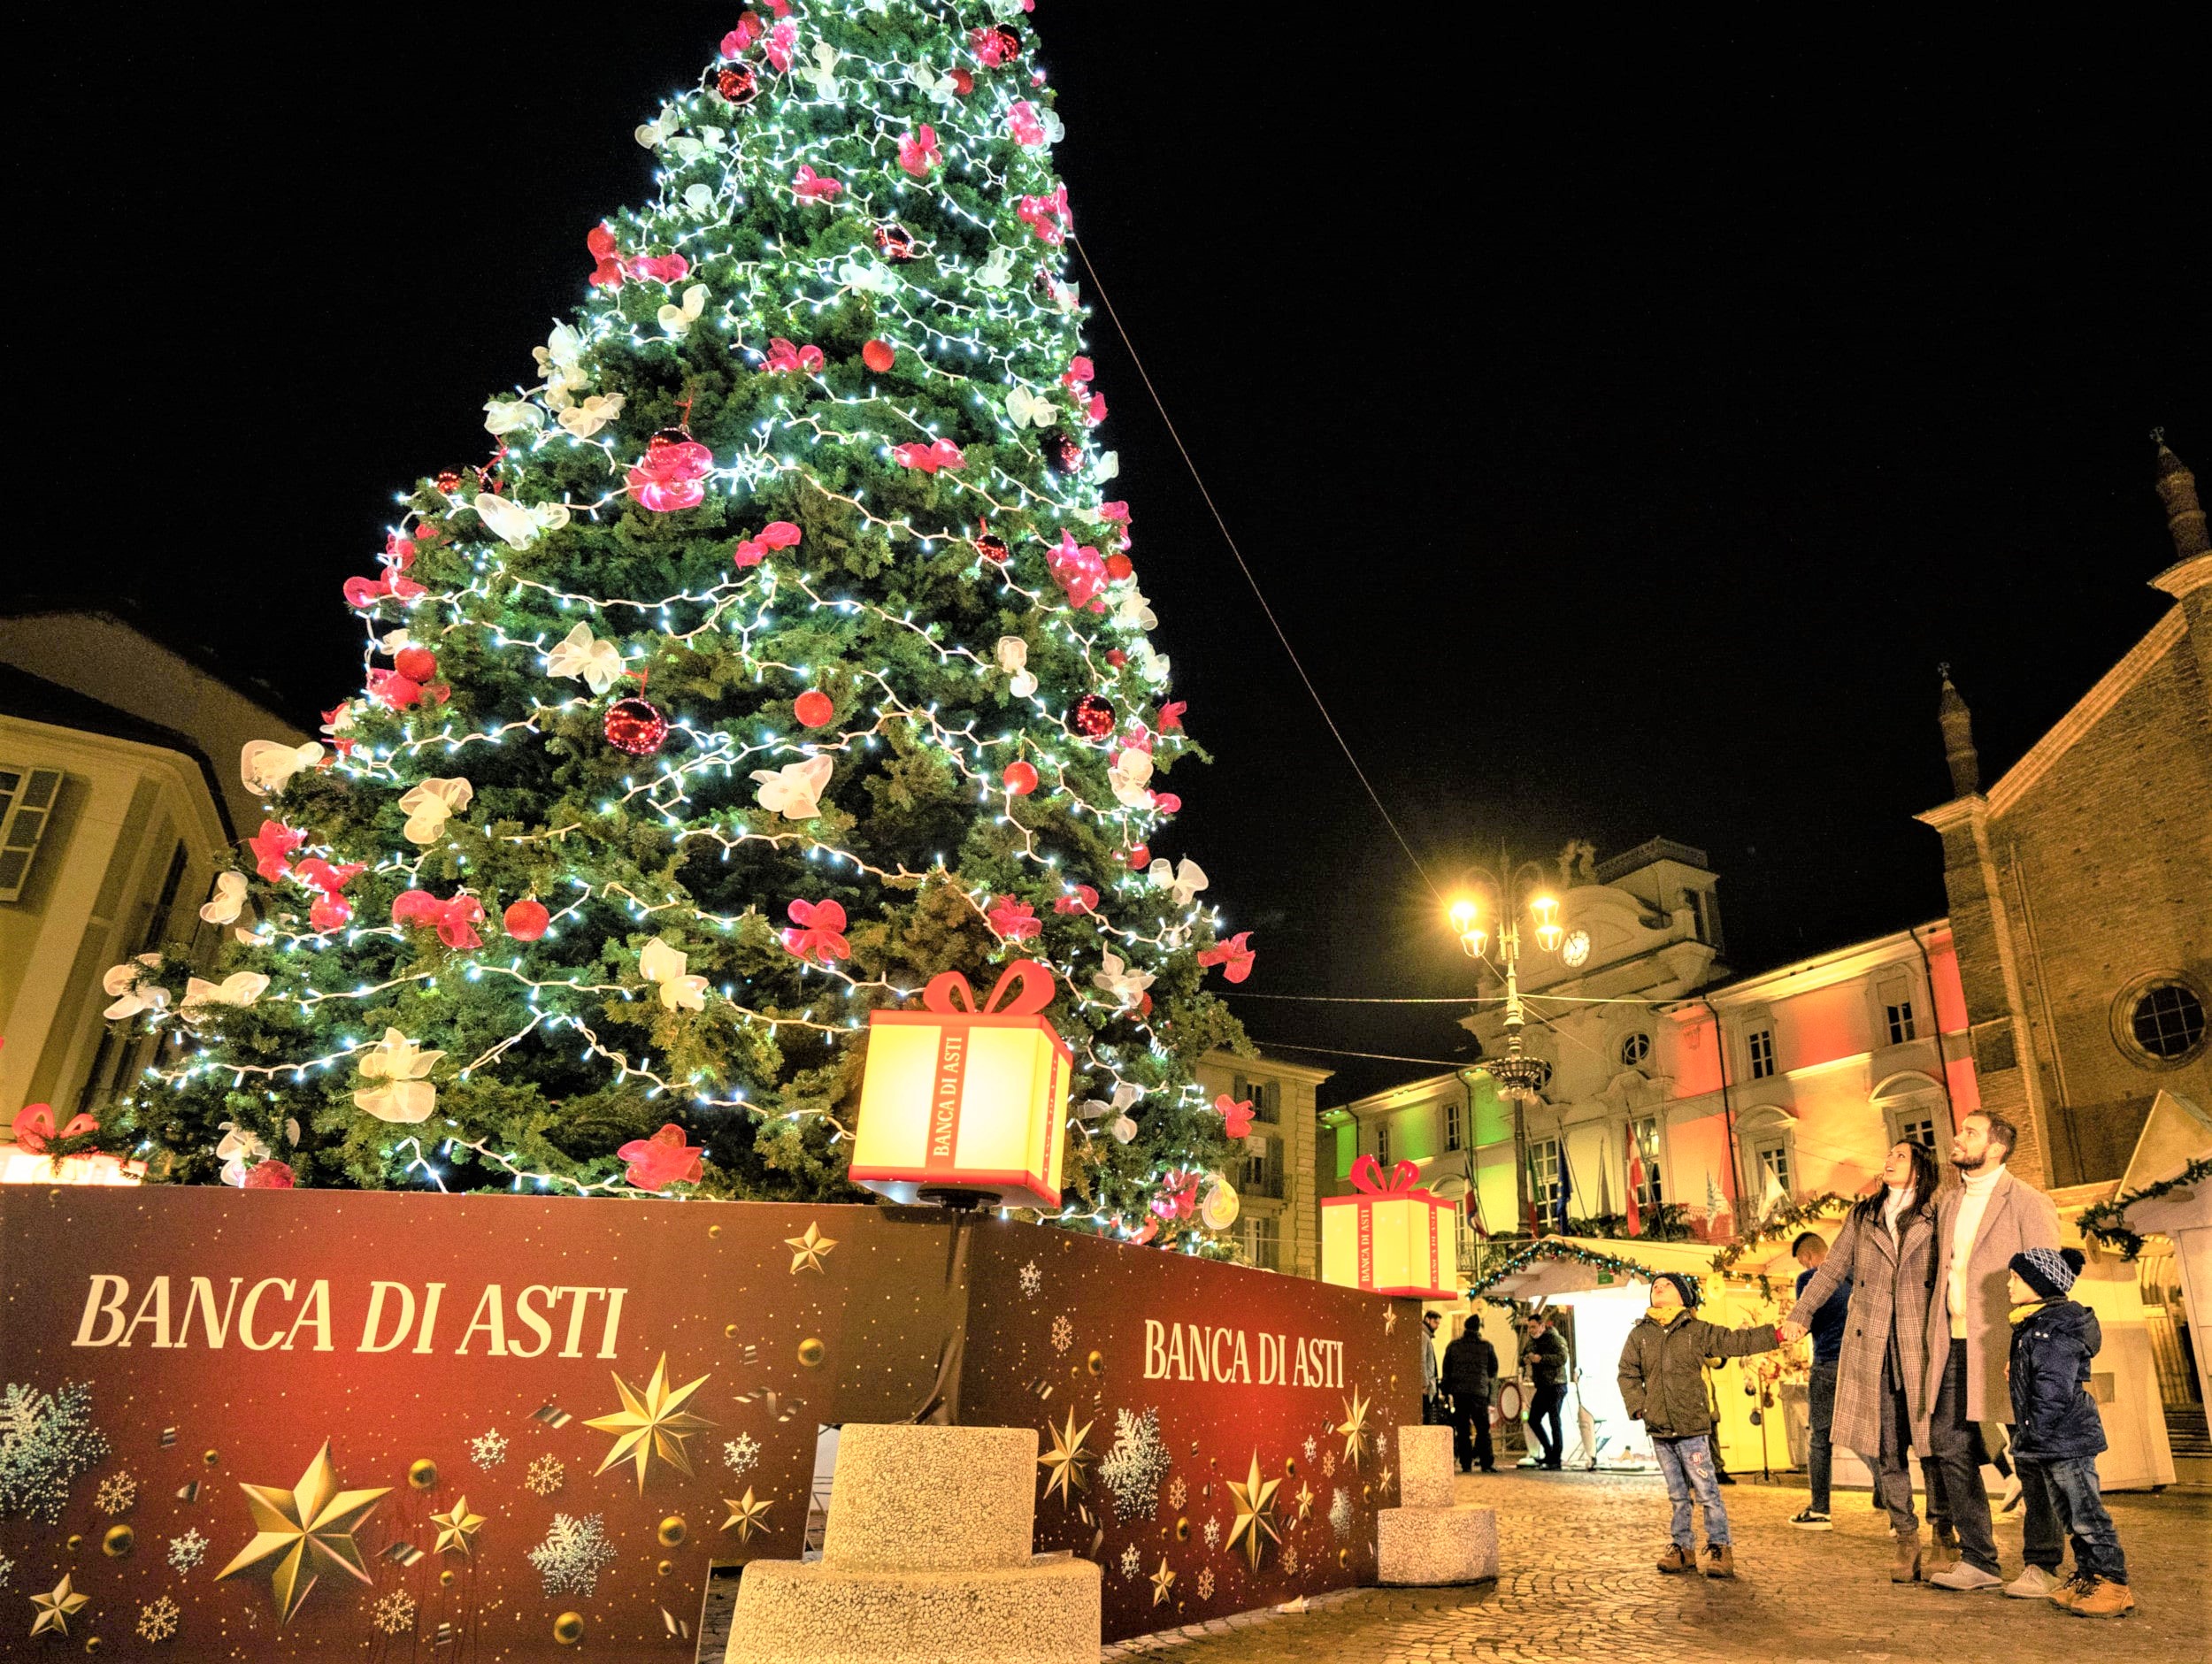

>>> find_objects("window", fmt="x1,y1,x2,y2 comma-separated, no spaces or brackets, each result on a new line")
1746,1026,1778,1080
1529,1138,1563,1217
1886,994,1918,1045
1893,1109,1939,1150
1619,1031,1651,1069
1752,1139,1791,1200
1443,1093,1463,1153
1631,1117,1664,1209
1375,1118,1390,1169
1691,888,1724,953
1243,1213,1279,1271
2116,978,2209,1067
1241,1138,1268,1194
0,767,63,903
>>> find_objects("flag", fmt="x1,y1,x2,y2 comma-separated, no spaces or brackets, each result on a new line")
1624,1145,1645,1237
1554,1157,1572,1236
1704,1168,1732,1238
1759,1160,1786,1219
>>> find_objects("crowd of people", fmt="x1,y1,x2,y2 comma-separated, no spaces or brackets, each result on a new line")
1422,1109,2138,1619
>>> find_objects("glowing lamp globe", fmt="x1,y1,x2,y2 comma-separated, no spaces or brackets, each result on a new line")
849,961,1071,1210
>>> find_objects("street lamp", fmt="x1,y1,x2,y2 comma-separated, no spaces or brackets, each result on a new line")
1450,852,1566,1236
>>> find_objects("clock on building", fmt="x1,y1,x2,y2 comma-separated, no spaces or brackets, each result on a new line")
1562,928,1591,967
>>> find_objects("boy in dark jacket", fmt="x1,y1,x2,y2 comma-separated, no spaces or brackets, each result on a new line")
1617,1271,1780,1579
2007,1247,2131,1620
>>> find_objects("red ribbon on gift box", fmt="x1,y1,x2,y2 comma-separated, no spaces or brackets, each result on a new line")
1346,1155,1447,1293
914,960,1057,1174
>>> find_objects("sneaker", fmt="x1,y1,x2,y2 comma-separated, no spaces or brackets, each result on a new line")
2068,1577,2135,1620
2049,1571,2093,1611
1929,1561,2004,1592
1656,1544,1693,1575
1788,1508,1833,1530
2005,1565,2062,1599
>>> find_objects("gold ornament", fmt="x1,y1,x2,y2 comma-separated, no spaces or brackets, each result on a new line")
101,1525,134,1558
408,1460,440,1491
213,1440,390,1626
1335,1389,1371,1470
725,1323,740,1338
429,1496,487,1558
657,1560,674,1577
203,1450,220,1466
1148,1557,1175,1606
720,1488,773,1543
553,1611,585,1645
1383,1304,1398,1335
796,1338,826,1368
440,1569,456,1587
65,1534,82,1552
1284,1455,1299,1477
1174,1516,1190,1542
1037,1408,1093,1507
1294,1480,1315,1521
784,1222,839,1274
586,1353,716,1493
657,1515,687,1547
28,1573,91,1637
1224,1450,1283,1573
1086,1350,1104,1376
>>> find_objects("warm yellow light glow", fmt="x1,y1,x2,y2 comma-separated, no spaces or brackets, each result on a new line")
1458,926,1487,958
1322,1188,1460,1298
1448,899,1477,931
1531,895,1559,923
1534,922,1564,953
850,1007,1071,1209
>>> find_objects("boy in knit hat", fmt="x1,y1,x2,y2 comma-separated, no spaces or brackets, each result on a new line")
1617,1270,1781,1579
2007,1246,2132,1619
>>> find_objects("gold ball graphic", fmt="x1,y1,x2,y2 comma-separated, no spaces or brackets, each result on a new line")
65,1534,83,1553
726,1323,740,1338
1284,1456,1299,1477
657,1559,675,1577
1174,1517,1190,1541
709,1223,723,1238
797,1337,826,1368
203,1449,219,1466
657,1514,687,1546
409,1459,440,1491
1363,1484,1373,1501
441,1568,457,1586
1087,1350,1105,1376
1338,1546,1351,1568
83,1639,102,1654
553,1611,586,1645
102,1525,134,1558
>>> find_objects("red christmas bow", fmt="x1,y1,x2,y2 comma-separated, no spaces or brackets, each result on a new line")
618,1123,705,1190
1157,700,1187,732
892,439,965,473
12,1103,99,1154
587,222,628,288
293,856,365,932
626,436,715,512
342,566,426,611
793,165,841,203
764,19,795,70
632,252,690,284
733,519,803,567
1349,1154,1440,1205
1018,185,1070,245
246,819,305,881
1047,531,1107,611
763,337,826,374
391,888,486,950
1052,885,1099,916
897,124,941,177
920,958,1055,1016
780,897,849,964
1217,1095,1256,1139
987,895,1041,942
1196,931,1256,984
1009,101,1046,147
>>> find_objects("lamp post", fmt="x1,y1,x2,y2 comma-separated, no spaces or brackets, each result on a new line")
1450,852,1564,1236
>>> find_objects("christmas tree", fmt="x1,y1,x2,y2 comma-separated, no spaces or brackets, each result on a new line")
94,1,1256,1242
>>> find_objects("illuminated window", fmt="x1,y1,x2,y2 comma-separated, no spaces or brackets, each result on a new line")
1632,1117,1664,1208
1244,1213,1279,1270
1443,1093,1463,1153
1747,1026,1778,1080
1753,1140,1791,1199
0,766,63,903
1529,1138,1563,1215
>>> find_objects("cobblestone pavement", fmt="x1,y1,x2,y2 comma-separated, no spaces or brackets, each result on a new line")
1102,1468,2212,1663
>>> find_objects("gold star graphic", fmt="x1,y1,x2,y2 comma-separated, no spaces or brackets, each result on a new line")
27,1573,91,1637
430,1495,487,1558
1037,1407,1094,1507
1379,1464,1394,1493
1336,1389,1371,1471
213,1440,390,1625
1224,1449,1283,1573
1383,1304,1398,1334
586,1353,716,1493
784,1222,839,1274
1148,1556,1176,1606
720,1487,773,1542
1294,1479,1315,1521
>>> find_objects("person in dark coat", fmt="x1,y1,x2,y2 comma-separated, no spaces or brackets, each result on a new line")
1442,1313,1498,1472
1617,1271,1780,1578
1789,1229,1852,1527
1522,1315,1570,1470
2007,1247,2132,1620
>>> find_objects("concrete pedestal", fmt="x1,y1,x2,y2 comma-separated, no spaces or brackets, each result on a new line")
727,1422,1100,1663
1377,1424,1499,1586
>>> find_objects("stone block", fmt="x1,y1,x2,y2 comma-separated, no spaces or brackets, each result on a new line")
821,1423,1038,1571
1396,1425,1455,1507
1377,1503,1498,1586
729,1553,1100,1664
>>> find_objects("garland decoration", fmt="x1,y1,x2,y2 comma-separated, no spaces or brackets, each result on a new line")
1463,1236,1669,1300
1709,1192,1853,1272
2078,1156,2212,1261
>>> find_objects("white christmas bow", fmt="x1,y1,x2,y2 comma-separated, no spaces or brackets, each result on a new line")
907,61,957,105
1131,642,1171,685
557,392,624,438
482,395,543,436
634,107,680,149
838,258,899,296
474,493,570,550
217,1120,271,1187
750,755,834,821
1110,1113,1139,1144
1148,855,1210,907
975,248,1015,289
683,182,715,212
1108,748,1155,809
802,42,841,99
101,955,167,1020
640,938,709,1012
1006,386,1055,429
199,870,250,925
240,739,324,795
181,972,269,1013
398,777,473,846
546,623,627,694
352,1028,443,1124
1079,1081,1142,1120
995,636,1038,698
658,283,708,338
1093,449,1121,482
666,127,726,165
1113,587,1157,632
1091,949,1154,1009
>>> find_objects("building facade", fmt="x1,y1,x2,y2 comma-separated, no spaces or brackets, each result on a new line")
1194,1048,1333,1277
1919,441,2212,1191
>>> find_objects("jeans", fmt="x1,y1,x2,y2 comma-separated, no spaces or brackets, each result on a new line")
1807,1360,1839,1511
1927,1339,1999,1574
1655,1433,1732,1547
1529,1384,1566,1467
1449,1397,1494,1471
2016,1457,2127,1583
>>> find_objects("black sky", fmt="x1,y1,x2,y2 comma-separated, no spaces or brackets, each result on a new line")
10,11,2207,1103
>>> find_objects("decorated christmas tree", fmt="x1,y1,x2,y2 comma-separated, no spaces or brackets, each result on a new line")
93,0,1256,1243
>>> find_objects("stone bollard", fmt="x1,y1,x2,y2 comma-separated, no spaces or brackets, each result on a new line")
1376,1424,1499,1585
727,1423,1100,1663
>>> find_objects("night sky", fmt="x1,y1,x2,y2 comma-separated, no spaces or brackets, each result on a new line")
12,12,2206,1103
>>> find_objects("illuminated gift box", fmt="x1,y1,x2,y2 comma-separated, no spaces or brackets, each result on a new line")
849,961,1071,1210
1323,1156,1459,1298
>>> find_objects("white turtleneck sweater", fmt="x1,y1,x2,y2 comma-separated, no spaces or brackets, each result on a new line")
1882,1184,1914,1241
1947,1162,2007,1338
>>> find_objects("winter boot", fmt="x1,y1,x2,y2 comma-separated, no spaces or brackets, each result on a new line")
1892,1528,1923,1583
1924,1521,1962,1577
1701,1544,1736,1579
2069,1578,2135,1620
1656,1545,1692,1575
2048,1570,2092,1611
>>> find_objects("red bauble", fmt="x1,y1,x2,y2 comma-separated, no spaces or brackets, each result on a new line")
1002,760,1039,796
794,690,835,728
503,898,550,941
862,339,896,372
1040,428,1082,474
242,1161,296,1191
975,529,1010,564
603,696,669,755
1126,845,1151,869
1105,552,1133,581
873,222,918,261
717,65,759,104
393,646,437,682
434,471,465,495
1071,693,1115,739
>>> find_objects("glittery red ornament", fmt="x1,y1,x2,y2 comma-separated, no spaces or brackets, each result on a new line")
393,646,437,683
1105,649,1127,668
717,65,759,104
434,471,465,495
862,339,895,372
1002,760,1039,796
1040,428,1082,474
242,1160,296,1191
975,529,1010,564
873,222,918,261
1071,694,1115,739
1105,552,1133,581
794,690,835,728
603,695,669,755
503,898,550,941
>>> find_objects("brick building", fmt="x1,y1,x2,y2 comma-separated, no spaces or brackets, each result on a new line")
1918,441,2212,1191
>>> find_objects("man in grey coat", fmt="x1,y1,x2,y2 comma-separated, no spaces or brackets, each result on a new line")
1922,1110,2061,1591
